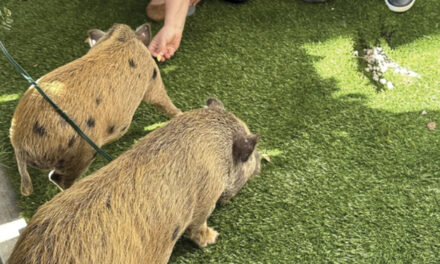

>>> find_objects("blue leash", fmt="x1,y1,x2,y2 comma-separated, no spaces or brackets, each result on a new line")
0,40,113,161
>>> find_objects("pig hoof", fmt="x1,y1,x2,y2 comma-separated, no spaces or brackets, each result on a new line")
20,175,33,196
191,227,219,248
20,185,33,196
200,227,219,247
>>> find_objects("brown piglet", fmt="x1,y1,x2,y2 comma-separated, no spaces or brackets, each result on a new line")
7,98,260,264
10,23,181,196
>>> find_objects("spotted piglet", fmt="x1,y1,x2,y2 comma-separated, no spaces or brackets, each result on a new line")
10,23,181,196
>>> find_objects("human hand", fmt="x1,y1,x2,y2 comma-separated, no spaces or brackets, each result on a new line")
148,26,183,62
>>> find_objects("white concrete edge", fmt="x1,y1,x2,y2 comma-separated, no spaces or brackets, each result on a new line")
0,218,26,244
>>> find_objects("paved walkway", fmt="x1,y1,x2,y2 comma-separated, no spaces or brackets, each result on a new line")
0,167,26,264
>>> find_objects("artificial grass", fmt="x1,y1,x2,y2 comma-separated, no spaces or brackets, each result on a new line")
1,0,440,262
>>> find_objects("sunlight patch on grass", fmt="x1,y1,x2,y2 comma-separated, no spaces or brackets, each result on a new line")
263,148,284,157
143,121,168,131
260,148,284,162
382,34,440,112
162,65,178,75
303,36,375,105
0,93,20,102
302,34,440,113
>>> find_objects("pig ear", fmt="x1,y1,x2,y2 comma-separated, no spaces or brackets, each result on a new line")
86,29,105,47
206,98,225,110
135,23,152,47
233,134,260,163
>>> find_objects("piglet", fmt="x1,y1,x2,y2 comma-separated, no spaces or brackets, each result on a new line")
10,23,181,195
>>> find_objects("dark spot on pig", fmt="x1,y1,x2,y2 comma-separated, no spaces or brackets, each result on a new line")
106,195,111,209
96,98,101,105
55,159,65,170
152,68,157,79
68,136,76,148
121,126,128,132
33,121,46,136
172,226,179,240
138,73,141,79
129,59,136,68
87,118,95,128
117,37,125,42
107,125,115,134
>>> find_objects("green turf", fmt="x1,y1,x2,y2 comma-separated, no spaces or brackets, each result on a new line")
1,0,440,262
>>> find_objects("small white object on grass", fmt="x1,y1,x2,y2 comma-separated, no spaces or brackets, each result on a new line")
387,81,394,89
261,153,271,162
361,46,421,90
421,110,427,115
427,122,436,131
379,65,388,73
353,50,359,57
408,71,421,78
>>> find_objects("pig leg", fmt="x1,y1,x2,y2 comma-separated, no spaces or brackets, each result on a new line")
143,87,181,117
15,152,33,196
49,151,96,190
185,205,219,248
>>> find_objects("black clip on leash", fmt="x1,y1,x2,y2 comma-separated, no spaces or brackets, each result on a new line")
0,40,113,162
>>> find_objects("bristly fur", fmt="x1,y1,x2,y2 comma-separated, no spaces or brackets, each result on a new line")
10,23,181,196
7,101,260,264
